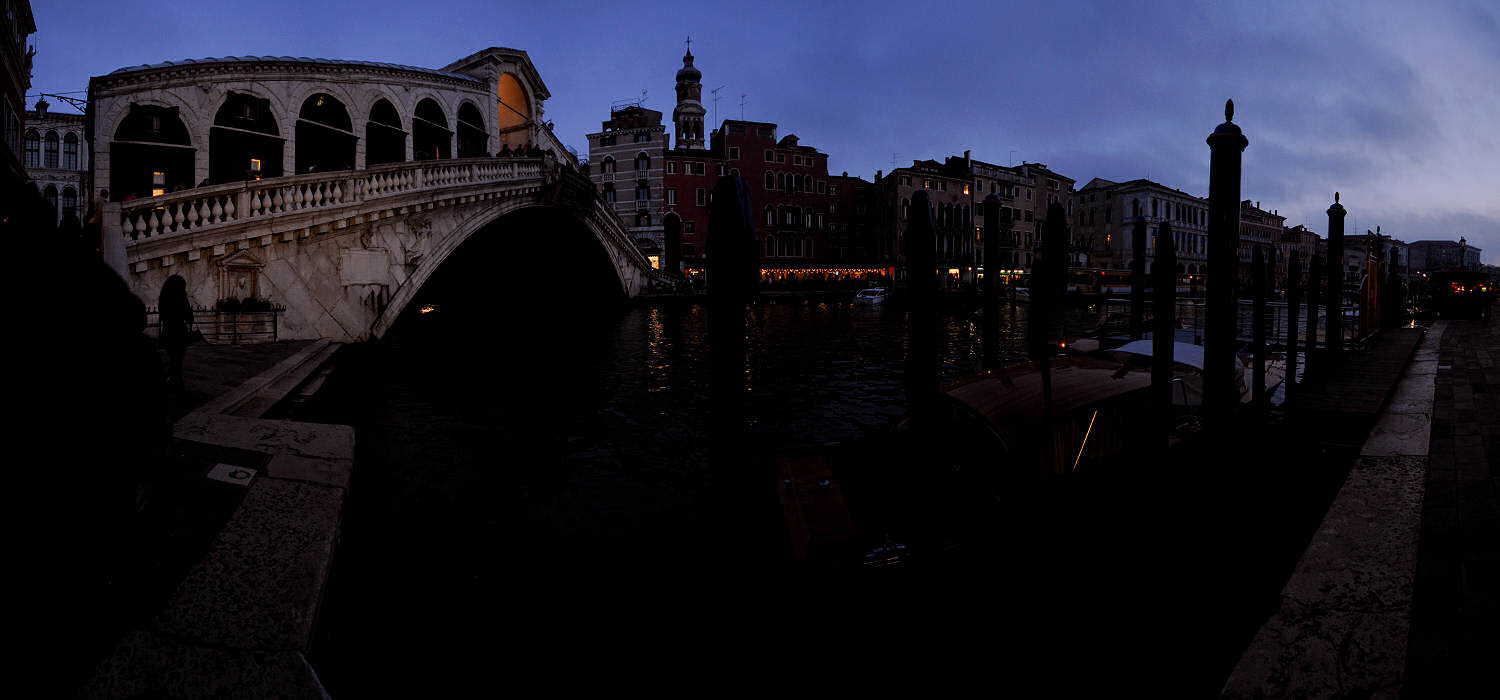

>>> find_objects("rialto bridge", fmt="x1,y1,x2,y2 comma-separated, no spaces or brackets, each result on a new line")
91,47,663,340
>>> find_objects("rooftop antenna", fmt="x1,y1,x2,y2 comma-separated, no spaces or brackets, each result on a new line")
891,152,898,167
640,89,648,108
710,85,725,130
739,93,746,120
1008,149,1017,165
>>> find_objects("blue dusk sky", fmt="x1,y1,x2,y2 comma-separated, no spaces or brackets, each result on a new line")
28,0,1500,264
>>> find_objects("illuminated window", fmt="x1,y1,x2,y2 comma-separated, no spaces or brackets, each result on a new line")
152,170,167,197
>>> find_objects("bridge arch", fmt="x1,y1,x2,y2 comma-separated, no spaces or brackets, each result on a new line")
211,90,285,183
365,98,406,166
413,97,451,160
109,103,194,200
369,200,633,339
296,92,356,174
456,101,488,158
495,72,532,152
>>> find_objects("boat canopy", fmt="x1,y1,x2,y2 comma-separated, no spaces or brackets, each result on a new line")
1111,340,1206,370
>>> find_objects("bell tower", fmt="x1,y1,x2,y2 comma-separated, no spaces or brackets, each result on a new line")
672,38,706,150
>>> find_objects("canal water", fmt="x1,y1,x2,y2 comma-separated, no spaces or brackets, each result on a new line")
304,297,1104,692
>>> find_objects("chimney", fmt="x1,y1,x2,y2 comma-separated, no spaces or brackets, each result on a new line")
876,169,883,181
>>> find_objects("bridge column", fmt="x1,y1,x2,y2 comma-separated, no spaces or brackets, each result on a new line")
101,200,127,278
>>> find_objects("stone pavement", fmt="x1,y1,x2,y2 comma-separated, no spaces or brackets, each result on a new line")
1403,318,1500,698
77,340,351,699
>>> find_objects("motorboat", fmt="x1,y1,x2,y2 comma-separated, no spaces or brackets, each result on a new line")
1109,339,1284,406
854,287,888,305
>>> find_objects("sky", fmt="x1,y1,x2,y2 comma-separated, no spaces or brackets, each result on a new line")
28,0,1500,264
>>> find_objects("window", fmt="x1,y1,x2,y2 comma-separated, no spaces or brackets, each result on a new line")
692,162,705,175
766,207,774,226
963,184,970,195
830,185,838,195
62,187,77,217
902,198,910,220
63,133,78,170
637,212,651,227
765,171,775,190
1024,210,1033,222
636,182,650,201
729,146,740,160
44,131,59,168
635,152,650,171
717,163,726,176
600,135,616,146
634,132,650,143
23,130,38,168
44,185,57,212
776,152,785,163
924,179,932,189
902,176,911,186
603,183,616,202
667,161,678,174
757,126,774,138
696,188,705,206
152,170,166,197
728,124,746,135
1026,189,1032,201
817,181,826,194
766,235,776,256
667,189,677,205
684,222,695,233
1152,199,1158,217
602,156,616,174
764,149,774,161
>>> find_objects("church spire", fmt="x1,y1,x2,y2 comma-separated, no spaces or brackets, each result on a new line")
673,41,705,150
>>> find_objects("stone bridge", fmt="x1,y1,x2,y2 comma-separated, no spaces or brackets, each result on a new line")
89,48,663,341
102,156,659,340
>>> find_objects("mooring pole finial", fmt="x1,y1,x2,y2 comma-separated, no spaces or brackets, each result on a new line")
1226,99,1234,122
1335,191,1340,204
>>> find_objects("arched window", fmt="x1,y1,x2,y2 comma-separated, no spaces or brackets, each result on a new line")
764,171,774,190
413,98,451,161
456,102,487,158
634,152,650,171
495,73,531,153
366,99,406,166
43,131,59,168
210,92,281,185
115,104,195,198
296,93,355,174
766,206,774,226
43,185,57,214
62,133,78,170
602,156,615,174
23,129,39,168
62,186,78,219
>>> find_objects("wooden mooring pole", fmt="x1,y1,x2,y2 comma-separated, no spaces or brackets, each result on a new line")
1205,99,1248,426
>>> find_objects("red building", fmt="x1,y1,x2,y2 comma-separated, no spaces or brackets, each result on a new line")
659,49,878,287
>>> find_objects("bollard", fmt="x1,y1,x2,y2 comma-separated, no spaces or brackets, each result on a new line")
1325,193,1346,362
664,214,682,283
982,195,1002,369
1252,245,1266,413
1306,253,1322,378
1287,250,1302,392
1152,221,1177,451
706,174,759,557
906,190,939,433
1205,99,1248,425
1130,218,1148,341
1384,244,1402,330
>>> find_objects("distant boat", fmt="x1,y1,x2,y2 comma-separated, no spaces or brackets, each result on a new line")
854,287,888,305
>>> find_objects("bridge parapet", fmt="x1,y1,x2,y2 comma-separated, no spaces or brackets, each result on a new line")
114,157,550,245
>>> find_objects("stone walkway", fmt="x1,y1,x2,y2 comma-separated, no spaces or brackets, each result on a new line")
1403,318,1500,697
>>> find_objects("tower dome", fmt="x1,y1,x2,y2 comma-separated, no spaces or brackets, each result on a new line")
675,50,701,81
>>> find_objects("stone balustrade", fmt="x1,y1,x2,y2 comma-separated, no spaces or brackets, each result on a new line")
117,157,550,243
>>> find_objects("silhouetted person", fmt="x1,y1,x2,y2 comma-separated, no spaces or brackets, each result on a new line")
499,143,511,157
158,274,193,393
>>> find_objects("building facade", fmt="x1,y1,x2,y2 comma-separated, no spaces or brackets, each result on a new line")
585,105,667,269
24,100,86,225
1,0,35,188
1277,224,1322,289
1238,200,1286,288
1408,238,1483,274
1074,177,1210,284
874,159,977,286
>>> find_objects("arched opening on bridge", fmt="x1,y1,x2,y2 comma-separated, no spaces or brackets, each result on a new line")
210,92,283,184
384,207,628,379
110,104,195,201
413,99,451,161
456,102,487,158
495,73,530,152
365,99,406,166
296,93,356,174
